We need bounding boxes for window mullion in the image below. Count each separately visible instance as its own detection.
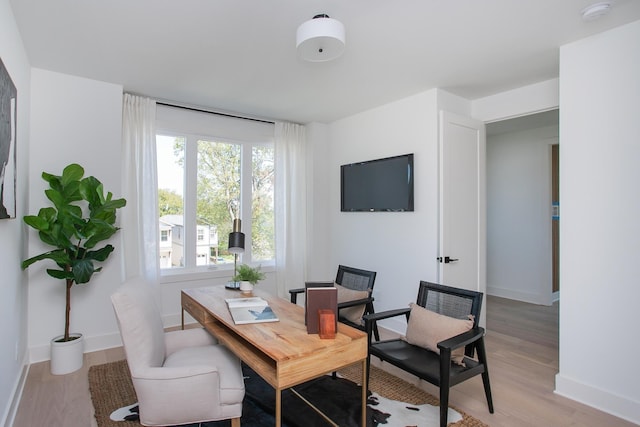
[241,144,253,263]
[183,135,198,268]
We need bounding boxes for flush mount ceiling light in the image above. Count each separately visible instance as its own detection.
[581,2,613,21]
[296,14,345,62]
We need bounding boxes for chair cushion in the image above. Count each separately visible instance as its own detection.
[335,283,369,324]
[403,303,473,366]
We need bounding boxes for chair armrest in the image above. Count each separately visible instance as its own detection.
[437,327,485,352]
[164,328,217,357]
[337,296,373,309]
[363,307,410,339]
[289,288,304,303]
[133,364,219,381]
[363,307,410,324]
[131,367,225,424]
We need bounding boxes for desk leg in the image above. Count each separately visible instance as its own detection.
[181,308,185,330]
[361,359,367,427]
[275,388,282,427]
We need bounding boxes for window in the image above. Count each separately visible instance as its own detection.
[155,106,275,274]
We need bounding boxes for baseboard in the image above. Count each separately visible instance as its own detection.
[1,354,30,427]
[487,285,552,305]
[555,373,640,425]
[29,331,123,363]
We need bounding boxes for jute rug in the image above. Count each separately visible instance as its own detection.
[89,359,488,427]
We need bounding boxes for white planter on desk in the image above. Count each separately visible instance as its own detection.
[239,281,254,295]
[50,333,84,375]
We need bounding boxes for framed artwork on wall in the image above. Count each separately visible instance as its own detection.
[0,56,17,219]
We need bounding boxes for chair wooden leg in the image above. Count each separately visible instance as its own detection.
[230,416,241,427]
[482,371,494,413]
[439,354,451,427]
[366,305,381,342]
[476,338,494,413]
[439,386,449,427]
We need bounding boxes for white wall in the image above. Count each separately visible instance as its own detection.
[0,0,31,424]
[27,69,125,361]
[473,78,559,123]
[24,71,281,355]
[325,89,471,333]
[487,125,558,304]
[473,80,559,305]
[555,20,640,424]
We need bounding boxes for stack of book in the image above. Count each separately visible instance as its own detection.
[305,286,337,337]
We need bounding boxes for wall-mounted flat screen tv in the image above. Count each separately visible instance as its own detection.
[341,153,414,212]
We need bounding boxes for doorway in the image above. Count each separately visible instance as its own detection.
[485,109,559,305]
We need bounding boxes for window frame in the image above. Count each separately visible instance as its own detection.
[156,130,274,281]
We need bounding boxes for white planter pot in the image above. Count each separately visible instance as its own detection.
[50,333,84,375]
[239,281,254,295]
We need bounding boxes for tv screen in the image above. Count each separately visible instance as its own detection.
[341,154,414,212]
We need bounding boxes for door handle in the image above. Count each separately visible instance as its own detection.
[437,256,459,263]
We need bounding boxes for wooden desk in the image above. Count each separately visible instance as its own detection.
[181,285,368,427]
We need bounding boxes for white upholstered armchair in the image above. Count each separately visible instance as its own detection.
[111,279,245,426]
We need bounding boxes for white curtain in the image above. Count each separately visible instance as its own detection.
[274,122,307,298]
[121,93,160,287]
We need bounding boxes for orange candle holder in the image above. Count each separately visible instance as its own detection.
[318,309,336,339]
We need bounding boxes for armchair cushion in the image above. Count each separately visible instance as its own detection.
[403,302,473,366]
[335,283,369,324]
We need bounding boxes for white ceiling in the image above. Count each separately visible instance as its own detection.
[10,0,640,124]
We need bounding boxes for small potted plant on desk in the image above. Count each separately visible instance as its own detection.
[232,264,265,295]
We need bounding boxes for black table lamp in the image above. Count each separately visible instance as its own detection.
[228,218,245,277]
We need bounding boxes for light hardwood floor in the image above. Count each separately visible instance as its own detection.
[12,296,637,427]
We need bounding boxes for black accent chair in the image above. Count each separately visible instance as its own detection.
[289,265,379,341]
[363,281,494,427]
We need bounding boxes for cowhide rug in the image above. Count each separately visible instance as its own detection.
[110,364,462,426]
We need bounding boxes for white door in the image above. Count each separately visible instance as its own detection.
[438,111,486,323]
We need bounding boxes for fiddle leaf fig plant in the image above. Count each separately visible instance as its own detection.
[21,163,126,342]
